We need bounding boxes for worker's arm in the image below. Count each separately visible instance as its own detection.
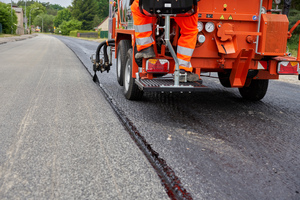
[283,0,292,16]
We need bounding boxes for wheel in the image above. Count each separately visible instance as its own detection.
[218,71,231,88]
[218,70,259,88]
[116,40,131,86]
[238,79,269,101]
[123,49,144,100]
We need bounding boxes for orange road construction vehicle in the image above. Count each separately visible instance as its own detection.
[91,0,300,101]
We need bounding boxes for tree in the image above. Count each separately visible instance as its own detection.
[41,2,64,16]
[33,14,55,32]
[290,0,300,10]
[0,2,18,34]
[53,8,71,27]
[96,0,109,22]
[92,14,101,28]
[48,4,64,16]
[59,19,82,35]
[71,0,98,30]
[29,2,46,20]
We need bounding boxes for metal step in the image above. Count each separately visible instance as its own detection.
[135,78,208,93]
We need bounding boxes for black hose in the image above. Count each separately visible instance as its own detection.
[95,39,115,63]
[104,41,115,64]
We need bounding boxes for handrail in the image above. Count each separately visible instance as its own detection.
[163,15,180,86]
[288,20,300,38]
[287,20,300,61]
[298,33,300,61]
[255,0,263,55]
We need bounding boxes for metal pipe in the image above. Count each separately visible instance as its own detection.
[164,15,180,86]
[255,0,263,55]
[11,0,13,34]
[297,34,300,61]
[29,7,39,33]
[25,0,27,34]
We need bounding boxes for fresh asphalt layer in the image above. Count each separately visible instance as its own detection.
[0,35,169,199]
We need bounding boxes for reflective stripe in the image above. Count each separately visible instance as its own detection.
[178,58,191,68]
[134,23,152,33]
[136,36,154,46]
[177,46,194,57]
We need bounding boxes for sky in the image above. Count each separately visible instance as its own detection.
[0,0,72,8]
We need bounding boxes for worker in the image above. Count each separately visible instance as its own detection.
[131,0,200,82]
[283,0,292,16]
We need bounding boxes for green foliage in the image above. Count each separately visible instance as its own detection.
[69,30,79,37]
[54,27,61,34]
[50,4,64,11]
[59,19,82,35]
[53,8,71,27]
[26,2,46,27]
[288,9,300,34]
[0,2,18,34]
[96,0,109,22]
[71,0,98,30]
[287,34,299,50]
[291,0,300,10]
[69,30,96,37]
[287,9,300,54]
[33,14,55,32]
[17,1,64,16]
[92,14,101,28]
[44,3,64,16]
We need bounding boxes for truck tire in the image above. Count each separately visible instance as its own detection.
[116,40,131,86]
[218,71,231,88]
[238,79,269,101]
[123,49,144,100]
[218,70,258,88]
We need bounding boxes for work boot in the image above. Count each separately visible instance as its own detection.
[179,69,199,82]
[135,46,155,59]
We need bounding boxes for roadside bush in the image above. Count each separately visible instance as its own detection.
[54,27,61,34]
[59,19,82,35]
[287,9,300,54]
[288,9,300,34]
[69,30,78,37]
[69,30,98,38]
[0,2,18,34]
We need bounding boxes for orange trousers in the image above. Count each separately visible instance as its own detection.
[131,0,198,72]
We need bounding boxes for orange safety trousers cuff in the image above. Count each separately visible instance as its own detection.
[131,1,155,52]
[174,14,198,72]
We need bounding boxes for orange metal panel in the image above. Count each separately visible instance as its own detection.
[269,60,278,75]
[298,34,300,61]
[254,71,279,80]
[198,0,260,15]
[197,0,261,21]
[258,14,289,56]
[229,49,254,87]
[112,17,116,39]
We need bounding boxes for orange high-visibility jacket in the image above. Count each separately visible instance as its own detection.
[131,0,198,72]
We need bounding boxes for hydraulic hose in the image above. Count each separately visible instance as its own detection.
[96,39,115,63]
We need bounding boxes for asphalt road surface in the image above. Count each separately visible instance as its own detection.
[0,35,168,200]
[54,34,300,200]
[1,34,299,200]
